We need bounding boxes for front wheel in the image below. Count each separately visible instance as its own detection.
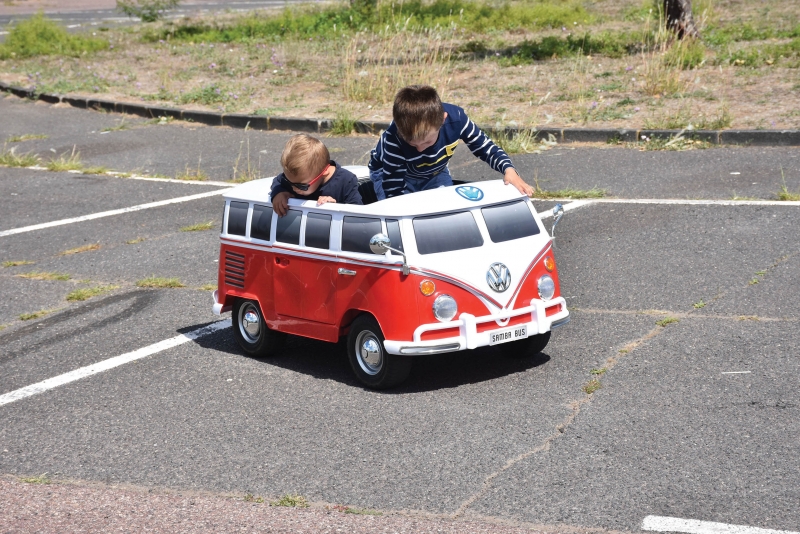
[499,331,551,358]
[232,298,286,357]
[347,314,412,389]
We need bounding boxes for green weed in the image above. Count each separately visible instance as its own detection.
[693,300,706,309]
[243,493,265,503]
[126,237,146,244]
[6,134,48,143]
[59,243,101,256]
[16,271,71,281]
[66,285,118,302]
[590,368,607,376]
[19,473,51,484]
[180,221,215,232]
[270,494,309,508]
[583,378,602,394]
[2,260,35,268]
[0,13,109,59]
[656,316,679,327]
[777,169,800,201]
[19,309,55,321]
[328,108,357,136]
[117,0,181,22]
[82,166,109,175]
[136,277,186,288]
[199,284,217,291]
[344,508,383,516]
[46,146,84,172]
[0,146,40,167]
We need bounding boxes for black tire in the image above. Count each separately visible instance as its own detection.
[499,331,551,358]
[347,314,412,389]
[232,298,286,357]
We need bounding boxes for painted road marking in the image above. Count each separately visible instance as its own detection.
[0,188,229,238]
[0,319,231,408]
[642,516,799,534]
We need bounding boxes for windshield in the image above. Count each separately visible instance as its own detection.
[413,211,484,255]
[481,200,540,243]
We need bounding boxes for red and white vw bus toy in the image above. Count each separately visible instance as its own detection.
[212,167,569,389]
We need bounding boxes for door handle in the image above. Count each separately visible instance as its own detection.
[338,268,356,276]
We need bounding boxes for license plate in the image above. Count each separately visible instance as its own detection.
[489,325,528,346]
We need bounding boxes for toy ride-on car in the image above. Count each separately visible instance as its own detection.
[212,167,569,389]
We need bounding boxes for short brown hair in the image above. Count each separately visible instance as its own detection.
[392,85,445,142]
[280,134,330,180]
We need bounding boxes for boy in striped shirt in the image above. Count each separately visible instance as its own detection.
[368,85,534,200]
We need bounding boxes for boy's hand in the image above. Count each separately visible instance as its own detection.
[272,192,291,217]
[316,196,337,206]
[503,168,534,196]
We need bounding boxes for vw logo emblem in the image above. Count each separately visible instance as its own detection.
[455,185,484,201]
[487,262,511,293]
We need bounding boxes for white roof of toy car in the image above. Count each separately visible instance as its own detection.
[222,166,528,217]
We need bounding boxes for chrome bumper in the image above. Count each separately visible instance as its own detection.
[383,297,569,356]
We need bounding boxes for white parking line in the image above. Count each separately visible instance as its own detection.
[0,319,231,408]
[0,188,229,238]
[642,515,799,534]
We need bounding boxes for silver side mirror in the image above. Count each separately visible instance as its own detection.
[370,233,410,275]
[551,203,564,240]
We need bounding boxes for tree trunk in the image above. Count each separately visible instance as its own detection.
[663,0,700,39]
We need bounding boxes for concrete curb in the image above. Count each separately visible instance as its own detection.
[3,81,799,146]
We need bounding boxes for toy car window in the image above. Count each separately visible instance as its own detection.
[251,204,272,241]
[481,200,540,243]
[386,219,404,253]
[275,209,302,245]
[413,211,483,255]
[227,201,249,236]
[342,216,382,254]
[305,212,332,250]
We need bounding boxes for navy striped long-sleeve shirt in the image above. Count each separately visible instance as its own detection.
[368,103,514,198]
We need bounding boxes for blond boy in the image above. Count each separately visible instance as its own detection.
[270,134,362,216]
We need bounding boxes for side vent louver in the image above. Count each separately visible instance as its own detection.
[224,250,246,289]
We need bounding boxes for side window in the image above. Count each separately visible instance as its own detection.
[386,219,404,253]
[342,216,382,254]
[227,201,248,236]
[275,209,302,245]
[251,204,272,241]
[305,212,332,250]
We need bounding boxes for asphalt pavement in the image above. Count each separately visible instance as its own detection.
[0,93,798,533]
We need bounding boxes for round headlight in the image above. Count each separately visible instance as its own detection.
[433,294,458,322]
[538,275,555,300]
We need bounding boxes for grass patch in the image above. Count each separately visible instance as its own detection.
[126,237,146,244]
[530,186,606,199]
[777,170,800,201]
[59,243,101,256]
[16,271,71,281]
[0,13,109,59]
[0,146,40,167]
[589,368,607,376]
[46,147,84,172]
[583,378,602,394]
[243,493,265,503]
[66,285,119,301]
[136,277,185,288]
[175,163,209,181]
[19,473,51,484]
[180,221,215,232]
[19,309,55,321]
[344,507,383,516]
[270,494,309,508]
[199,284,217,291]
[154,0,589,43]
[498,31,639,66]
[693,300,706,309]
[493,130,558,155]
[6,134,48,143]
[328,108,357,136]
[3,260,35,268]
[82,166,109,175]
[656,316,679,327]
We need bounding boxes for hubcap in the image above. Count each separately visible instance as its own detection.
[239,303,261,343]
[355,330,383,375]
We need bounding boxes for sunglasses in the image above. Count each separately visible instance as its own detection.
[281,164,330,192]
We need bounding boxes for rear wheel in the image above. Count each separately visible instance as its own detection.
[347,314,412,389]
[232,298,286,357]
[499,331,551,358]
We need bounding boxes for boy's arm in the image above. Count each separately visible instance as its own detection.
[372,131,408,198]
[459,117,533,195]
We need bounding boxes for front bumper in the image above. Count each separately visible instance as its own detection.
[212,290,232,315]
[383,297,569,355]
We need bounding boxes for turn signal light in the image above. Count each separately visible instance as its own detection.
[543,256,555,272]
[420,279,436,296]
